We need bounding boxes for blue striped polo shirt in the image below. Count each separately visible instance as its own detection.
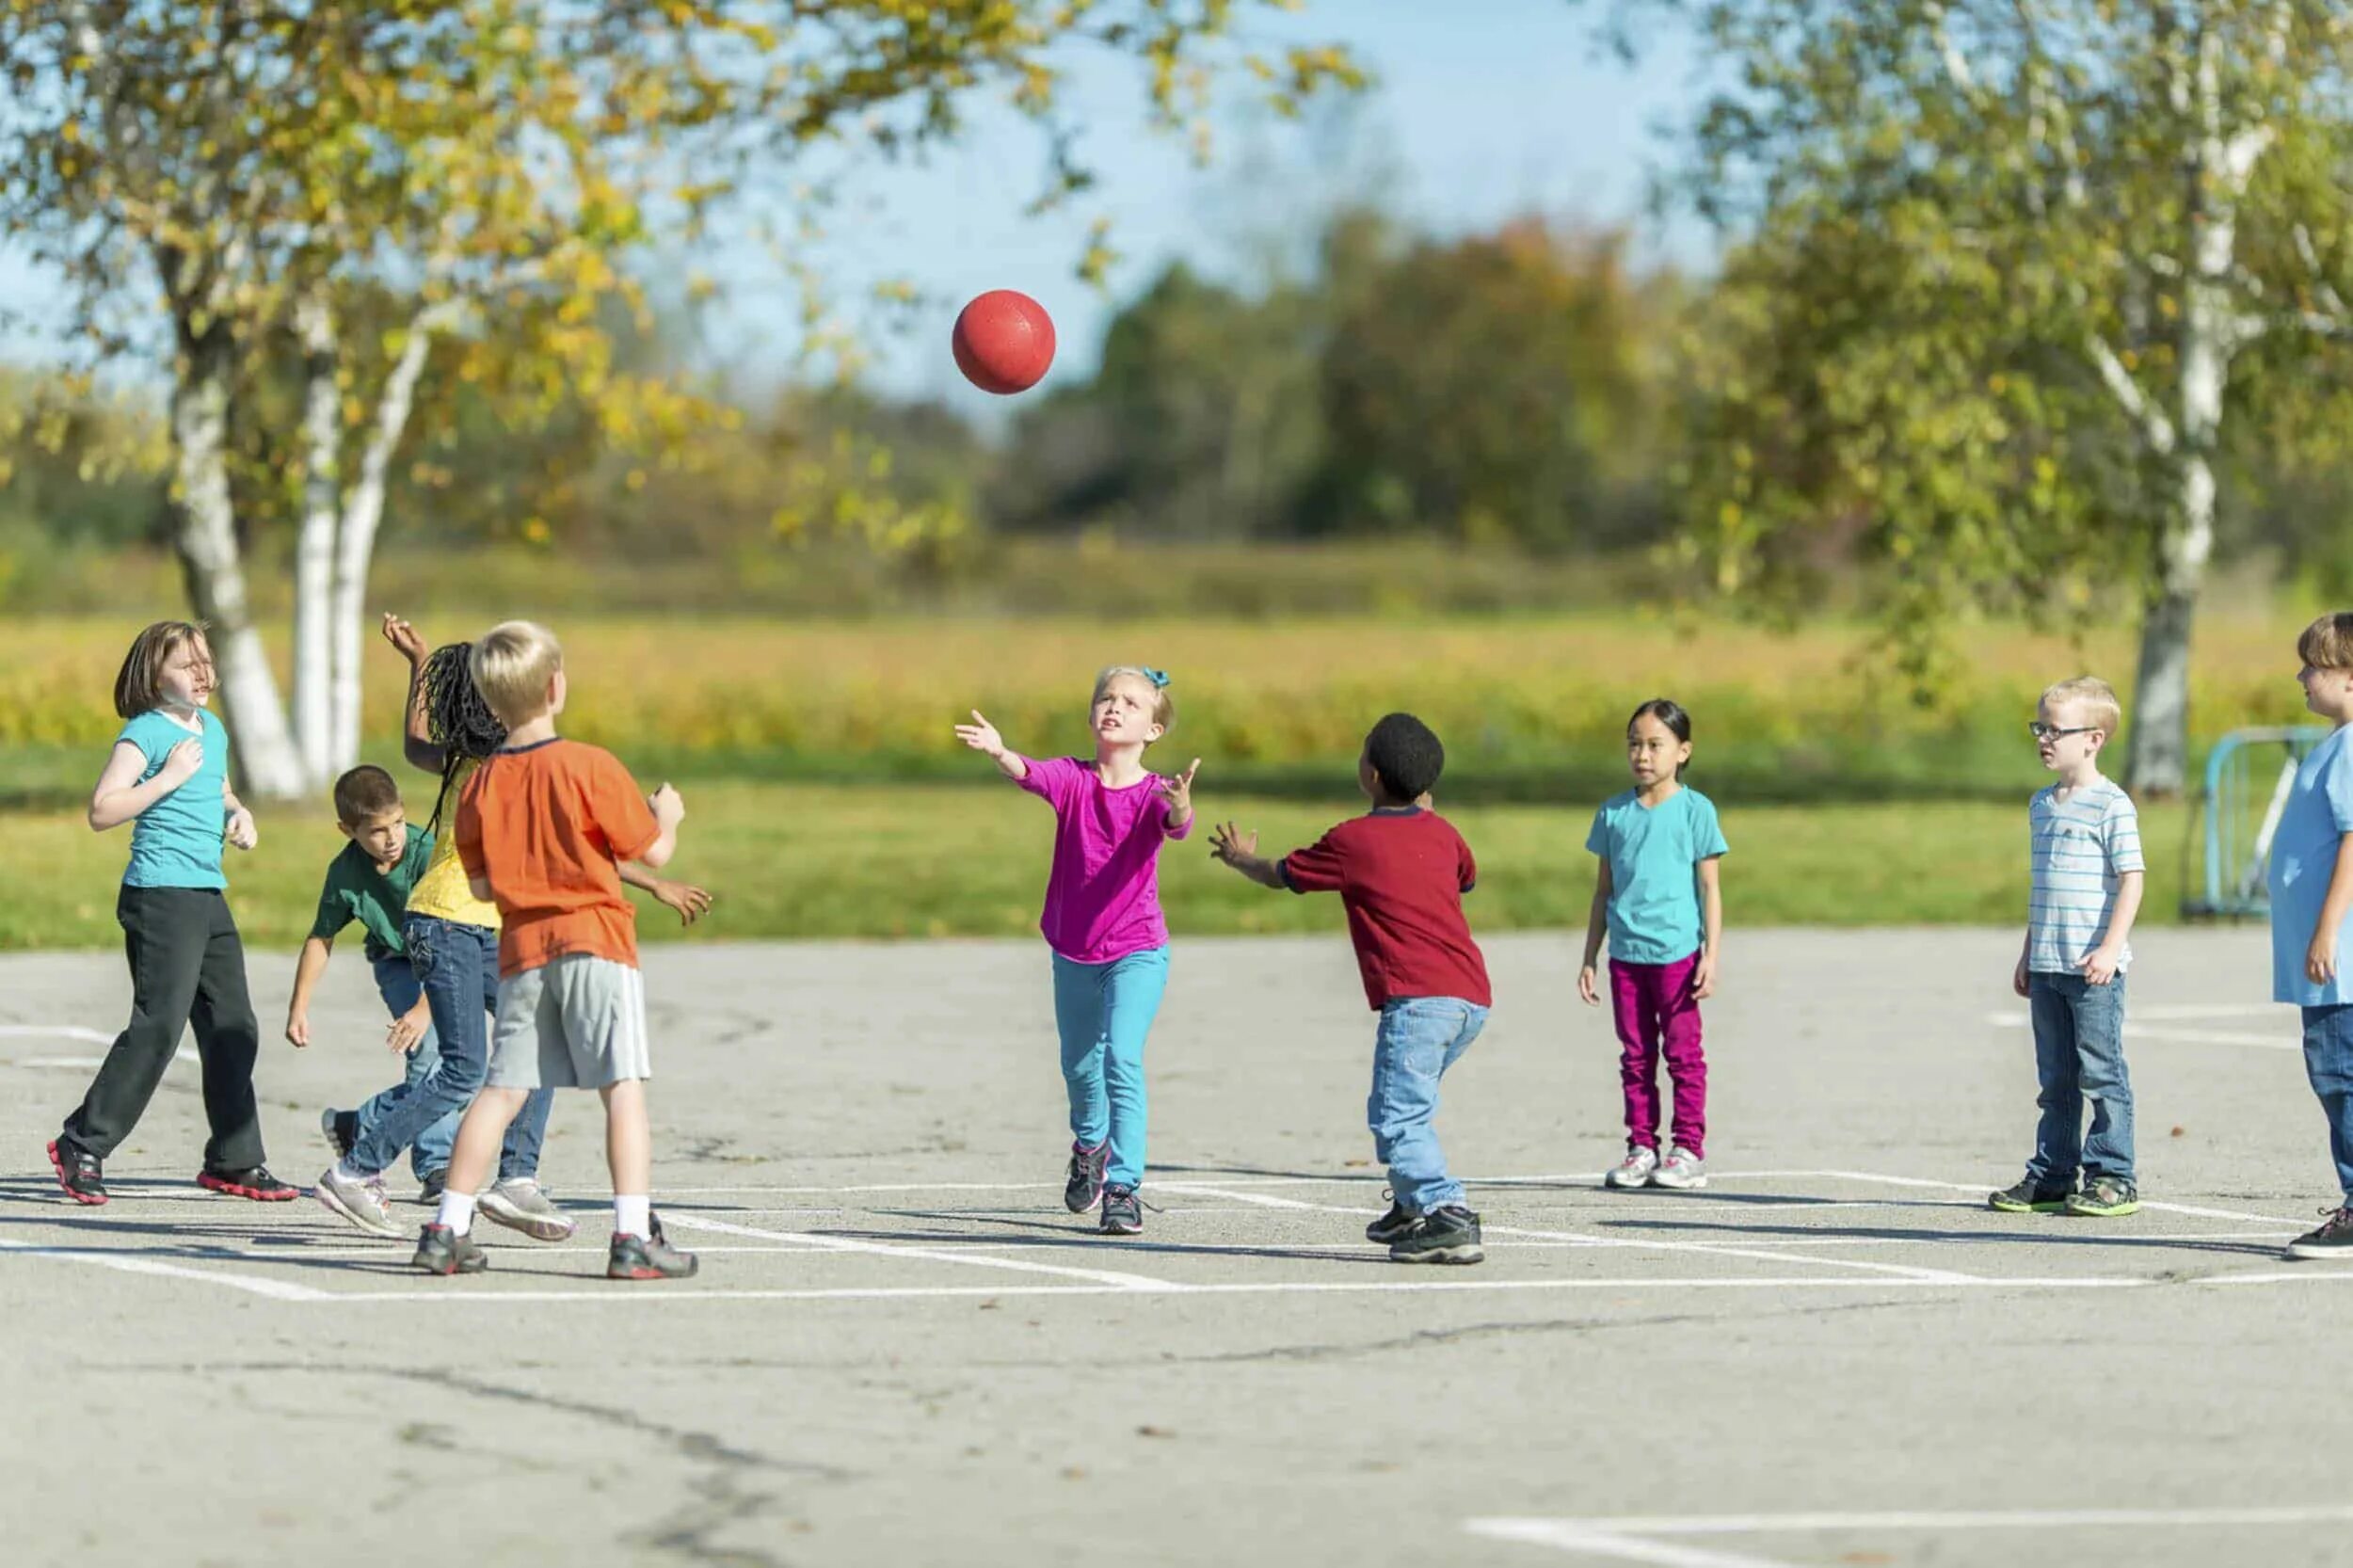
[2026,776,2144,973]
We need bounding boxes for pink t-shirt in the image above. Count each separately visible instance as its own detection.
[1016,755,1189,964]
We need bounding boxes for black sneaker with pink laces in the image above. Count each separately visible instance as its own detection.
[2286,1207,2353,1260]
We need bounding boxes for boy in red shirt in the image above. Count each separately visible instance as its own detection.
[1210,712,1492,1264]
[410,619,699,1281]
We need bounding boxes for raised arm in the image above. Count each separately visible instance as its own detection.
[953,711,1030,783]
[383,614,445,775]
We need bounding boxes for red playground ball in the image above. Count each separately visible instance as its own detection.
[952,290,1056,394]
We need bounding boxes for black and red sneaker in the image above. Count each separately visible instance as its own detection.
[47,1139,106,1206]
[197,1165,297,1201]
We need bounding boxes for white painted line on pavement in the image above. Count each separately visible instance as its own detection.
[662,1211,1179,1290]
[1471,1519,1801,1568]
[1470,1501,2353,1559]
[0,1236,333,1302]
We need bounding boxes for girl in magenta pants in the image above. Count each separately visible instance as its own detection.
[1577,699,1728,1191]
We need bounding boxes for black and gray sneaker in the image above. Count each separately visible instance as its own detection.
[47,1138,106,1206]
[1989,1176,2073,1214]
[609,1213,699,1280]
[319,1107,359,1161]
[411,1223,488,1275]
[417,1169,448,1207]
[1389,1205,1483,1265]
[1366,1193,1417,1244]
[1099,1183,1144,1236]
[2286,1207,2353,1261]
[1064,1141,1109,1213]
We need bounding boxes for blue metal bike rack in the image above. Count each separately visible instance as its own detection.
[2184,726,2332,920]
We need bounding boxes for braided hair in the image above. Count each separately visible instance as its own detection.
[421,641,507,837]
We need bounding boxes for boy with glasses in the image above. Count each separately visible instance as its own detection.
[1990,677,2147,1219]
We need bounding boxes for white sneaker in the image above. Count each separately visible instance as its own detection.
[315,1165,405,1238]
[1650,1146,1707,1191]
[478,1177,579,1241]
[1604,1145,1660,1189]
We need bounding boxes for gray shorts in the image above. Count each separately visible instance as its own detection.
[487,954,652,1090]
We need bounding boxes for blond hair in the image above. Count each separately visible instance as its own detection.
[1093,665,1175,733]
[2298,613,2353,671]
[468,620,564,728]
[2041,675,2122,736]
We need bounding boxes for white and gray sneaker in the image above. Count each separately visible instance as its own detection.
[1604,1145,1660,1189]
[478,1177,578,1241]
[1650,1146,1707,1191]
[315,1164,405,1238]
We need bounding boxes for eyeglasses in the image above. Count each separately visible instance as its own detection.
[2027,722,2097,742]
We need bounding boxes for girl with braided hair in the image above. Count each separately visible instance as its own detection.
[311,616,709,1240]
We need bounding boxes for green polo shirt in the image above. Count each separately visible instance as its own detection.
[311,825,433,963]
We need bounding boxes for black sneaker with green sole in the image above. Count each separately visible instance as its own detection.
[2064,1176,2139,1217]
[1989,1176,2073,1213]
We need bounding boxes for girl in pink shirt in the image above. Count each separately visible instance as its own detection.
[956,666,1197,1237]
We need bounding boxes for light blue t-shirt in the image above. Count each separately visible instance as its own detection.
[117,707,230,890]
[2025,777,2144,974]
[1585,786,1729,967]
[2271,725,2353,1007]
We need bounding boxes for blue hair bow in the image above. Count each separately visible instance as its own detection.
[1140,666,1170,689]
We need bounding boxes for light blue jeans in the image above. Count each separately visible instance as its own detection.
[364,954,456,1180]
[2302,1003,2353,1203]
[2025,970,2135,1186]
[1051,946,1170,1191]
[1370,997,1488,1213]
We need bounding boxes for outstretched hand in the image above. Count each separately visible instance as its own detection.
[953,711,1006,759]
[380,613,426,665]
[1159,758,1199,820]
[652,879,714,926]
[1209,821,1257,867]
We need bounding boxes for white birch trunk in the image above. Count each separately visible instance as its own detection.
[293,295,340,785]
[168,318,309,801]
[326,312,440,770]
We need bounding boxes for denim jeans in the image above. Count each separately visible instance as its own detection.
[1369,997,1488,1213]
[348,916,552,1181]
[2025,970,2135,1185]
[1051,946,1170,1190]
[364,954,456,1180]
[2302,1003,2353,1203]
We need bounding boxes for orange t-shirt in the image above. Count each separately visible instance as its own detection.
[456,739,661,979]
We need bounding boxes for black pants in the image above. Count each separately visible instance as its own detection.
[62,887,264,1171]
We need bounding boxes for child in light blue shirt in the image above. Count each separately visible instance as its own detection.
[2272,614,2353,1261]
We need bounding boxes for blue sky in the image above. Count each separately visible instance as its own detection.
[0,2,1710,408]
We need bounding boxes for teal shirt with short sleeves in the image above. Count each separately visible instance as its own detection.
[117,707,231,889]
[2271,725,2353,1006]
[1586,786,1729,967]
[311,824,434,963]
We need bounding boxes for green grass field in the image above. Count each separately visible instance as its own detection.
[0,778,2201,952]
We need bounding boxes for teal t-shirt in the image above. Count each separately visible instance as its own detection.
[1585,786,1729,966]
[2270,726,2353,1006]
[312,824,433,963]
[118,708,231,890]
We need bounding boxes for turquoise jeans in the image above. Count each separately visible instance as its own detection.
[1051,946,1170,1190]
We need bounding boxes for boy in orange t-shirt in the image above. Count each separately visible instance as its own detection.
[410,619,699,1281]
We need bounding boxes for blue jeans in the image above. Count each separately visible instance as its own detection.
[2025,971,2135,1185]
[1369,997,1488,1213]
[2302,1003,2353,1203]
[348,916,552,1181]
[364,955,456,1180]
[1051,946,1169,1191]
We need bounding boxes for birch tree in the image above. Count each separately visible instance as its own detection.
[1637,0,2353,792]
[0,1,1361,796]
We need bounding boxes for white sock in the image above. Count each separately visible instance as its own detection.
[436,1191,478,1236]
[614,1194,650,1238]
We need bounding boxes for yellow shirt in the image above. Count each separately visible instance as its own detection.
[404,760,501,929]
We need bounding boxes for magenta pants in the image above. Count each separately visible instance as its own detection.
[1609,954,1706,1159]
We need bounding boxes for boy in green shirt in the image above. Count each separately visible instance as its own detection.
[285,765,471,1224]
